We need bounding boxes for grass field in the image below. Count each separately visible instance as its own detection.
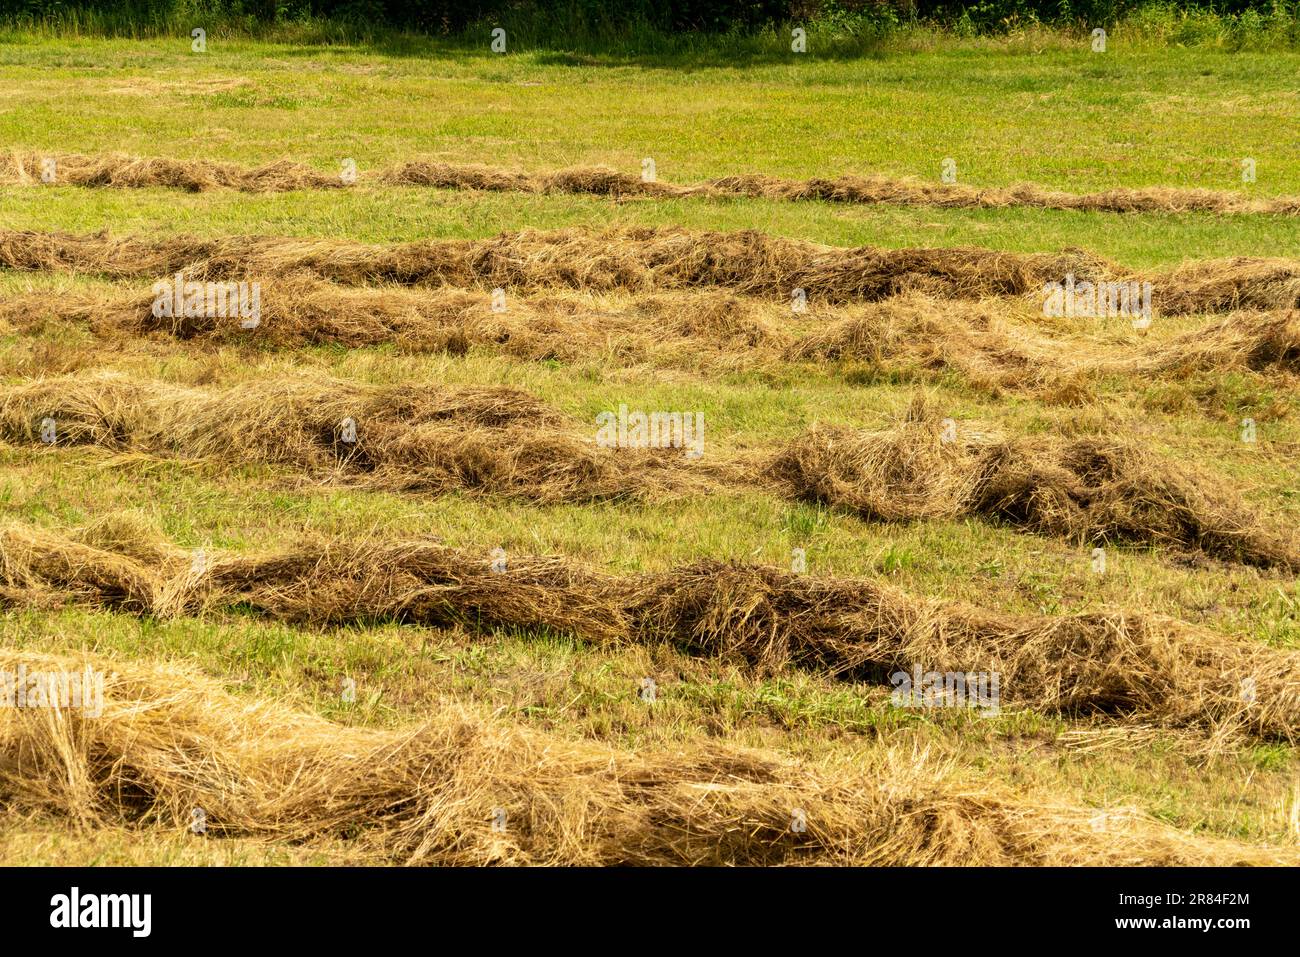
[0,29,1298,865]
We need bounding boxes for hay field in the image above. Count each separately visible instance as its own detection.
[0,33,1298,866]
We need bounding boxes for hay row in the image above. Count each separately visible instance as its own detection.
[4,280,1298,395]
[789,297,1300,386]
[0,278,791,371]
[0,371,715,504]
[3,226,1298,314]
[6,151,1297,216]
[5,647,1289,865]
[1,517,1297,741]
[771,396,1300,572]
[0,374,1292,569]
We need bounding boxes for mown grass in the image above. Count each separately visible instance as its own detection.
[1,36,1298,196]
[1,32,1297,863]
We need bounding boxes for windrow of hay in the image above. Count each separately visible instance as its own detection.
[0,374,1290,567]
[0,226,1110,304]
[2,226,1295,314]
[2,151,343,192]
[0,371,710,503]
[7,151,1298,216]
[708,171,1300,216]
[1098,310,1300,378]
[0,277,793,369]
[769,397,1300,571]
[1,519,1298,741]
[784,295,1090,396]
[3,283,1297,398]
[382,160,705,200]
[4,648,1289,865]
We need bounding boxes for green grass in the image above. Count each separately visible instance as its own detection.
[1,32,1298,863]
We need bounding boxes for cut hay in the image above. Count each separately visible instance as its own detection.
[2,519,1298,741]
[783,295,1080,396]
[7,151,1297,216]
[709,171,1300,216]
[1155,259,1300,315]
[0,276,792,368]
[2,151,343,192]
[0,373,1289,567]
[624,561,1300,741]
[2,226,1294,314]
[1100,311,1300,377]
[0,226,1116,303]
[382,161,703,200]
[3,648,1285,865]
[3,283,1296,400]
[0,371,703,503]
[769,397,1300,571]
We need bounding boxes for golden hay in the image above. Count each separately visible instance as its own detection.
[1110,310,1300,377]
[2,282,1296,401]
[382,161,703,200]
[1,226,1294,314]
[0,226,1116,301]
[709,171,1300,216]
[1,519,1298,740]
[6,151,1297,215]
[783,295,1078,396]
[0,275,793,367]
[769,396,1300,571]
[0,373,1288,566]
[3,648,1287,865]
[0,371,708,503]
[3,151,343,192]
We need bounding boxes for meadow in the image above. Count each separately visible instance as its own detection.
[0,27,1297,865]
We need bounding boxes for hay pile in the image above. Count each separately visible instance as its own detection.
[0,371,703,503]
[2,151,343,192]
[5,647,1285,865]
[2,518,1298,740]
[4,283,1297,399]
[1097,310,1300,378]
[0,277,791,367]
[1156,259,1300,315]
[3,226,1294,314]
[710,171,1300,216]
[0,374,1288,566]
[0,227,1114,302]
[383,161,703,200]
[8,151,1297,216]
[783,295,1081,396]
[770,397,1300,571]
[624,561,1300,741]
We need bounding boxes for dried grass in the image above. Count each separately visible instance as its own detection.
[3,284,1296,401]
[7,152,1296,216]
[711,171,1300,216]
[0,227,1117,303]
[0,276,791,368]
[770,396,1300,571]
[0,374,1287,567]
[3,151,342,192]
[3,648,1285,865]
[0,371,701,503]
[1,519,1297,740]
[2,226,1293,315]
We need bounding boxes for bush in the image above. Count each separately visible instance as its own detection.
[1,0,1298,40]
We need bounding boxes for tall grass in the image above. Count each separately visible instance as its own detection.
[1,2,1298,52]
